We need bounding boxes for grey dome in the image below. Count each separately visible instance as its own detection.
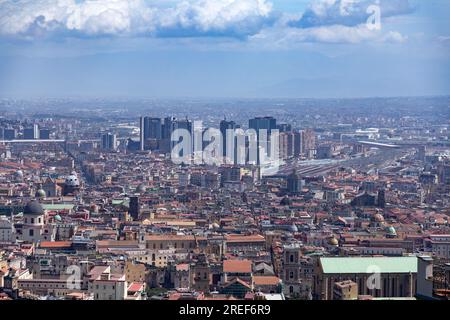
[23,200,44,215]
[65,174,80,187]
[35,189,46,198]
[386,226,397,236]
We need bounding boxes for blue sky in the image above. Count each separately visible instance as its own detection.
[0,0,449,98]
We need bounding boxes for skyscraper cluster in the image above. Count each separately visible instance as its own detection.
[138,115,316,164]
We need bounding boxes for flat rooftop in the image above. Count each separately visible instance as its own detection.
[320,256,418,274]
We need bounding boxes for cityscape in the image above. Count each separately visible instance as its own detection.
[0,0,449,308]
[0,96,449,301]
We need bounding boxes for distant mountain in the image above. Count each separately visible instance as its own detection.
[250,75,449,99]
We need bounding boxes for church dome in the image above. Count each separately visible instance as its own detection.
[328,236,339,246]
[23,200,44,215]
[35,189,46,198]
[386,226,397,236]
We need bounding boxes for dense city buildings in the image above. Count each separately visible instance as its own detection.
[0,97,449,302]
[0,0,448,313]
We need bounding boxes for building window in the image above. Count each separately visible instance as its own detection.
[31,218,35,224]
[29,229,34,237]
[290,255,294,263]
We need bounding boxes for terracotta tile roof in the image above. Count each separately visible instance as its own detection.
[223,277,252,289]
[88,266,110,277]
[174,263,189,271]
[128,282,144,293]
[223,259,252,273]
[253,276,281,286]
[225,234,265,243]
[39,241,72,248]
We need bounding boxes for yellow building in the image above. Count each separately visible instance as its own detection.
[333,280,358,300]
[125,261,146,283]
[145,234,206,251]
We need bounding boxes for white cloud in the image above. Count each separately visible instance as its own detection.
[250,24,407,48]
[0,0,411,45]
[155,0,275,37]
[276,0,411,45]
[381,30,407,43]
[0,0,274,38]
[290,0,414,28]
[437,35,450,43]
